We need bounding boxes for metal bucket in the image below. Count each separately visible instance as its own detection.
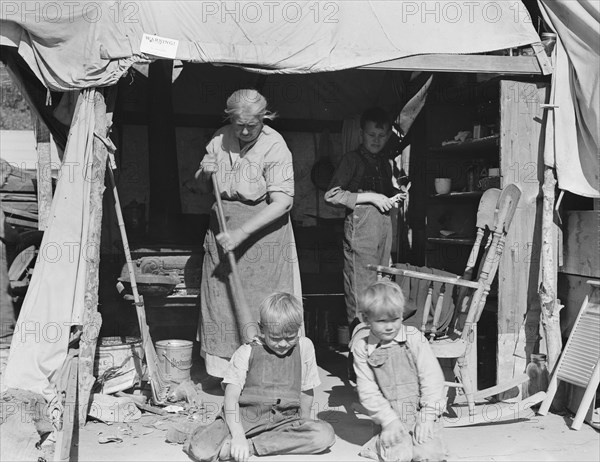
[155,339,193,383]
[94,336,144,394]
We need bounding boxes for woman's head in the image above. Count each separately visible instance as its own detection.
[360,281,405,343]
[259,292,303,356]
[225,89,276,145]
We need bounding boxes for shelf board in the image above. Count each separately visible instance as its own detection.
[430,191,483,199]
[428,237,476,246]
[429,135,499,154]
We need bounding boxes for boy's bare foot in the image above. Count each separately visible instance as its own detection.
[218,437,256,460]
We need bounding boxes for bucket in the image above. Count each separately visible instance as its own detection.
[337,325,350,347]
[94,336,144,395]
[155,339,193,383]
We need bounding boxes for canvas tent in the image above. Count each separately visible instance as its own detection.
[0,1,597,410]
[537,0,599,197]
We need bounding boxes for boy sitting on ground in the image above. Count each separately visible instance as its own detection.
[185,292,335,462]
[352,281,447,462]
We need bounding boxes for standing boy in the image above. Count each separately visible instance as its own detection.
[352,281,447,462]
[185,292,335,462]
[325,107,405,329]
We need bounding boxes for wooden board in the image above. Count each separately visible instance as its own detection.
[497,80,550,388]
[363,54,544,74]
[35,118,52,230]
[561,211,600,278]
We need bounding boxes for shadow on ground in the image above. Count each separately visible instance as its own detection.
[314,346,374,447]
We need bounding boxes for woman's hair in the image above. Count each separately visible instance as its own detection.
[259,292,303,333]
[224,89,277,122]
[360,280,405,320]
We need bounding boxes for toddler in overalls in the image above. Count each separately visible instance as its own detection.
[352,281,447,462]
[185,292,335,462]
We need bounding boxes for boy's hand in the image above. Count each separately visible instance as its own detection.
[368,193,395,213]
[230,434,250,462]
[380,419,406,448]
[389,192,408,204]
[414,415,436,444]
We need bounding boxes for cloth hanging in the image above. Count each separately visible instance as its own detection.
[3,90,98,400]
[538,0,600,197]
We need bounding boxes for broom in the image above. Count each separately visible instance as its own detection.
[211,173,258,343]
[107,161,169,405]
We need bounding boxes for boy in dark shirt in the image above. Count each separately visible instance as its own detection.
[325,107,406,330]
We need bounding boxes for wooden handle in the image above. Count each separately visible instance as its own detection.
[211,174,258,343]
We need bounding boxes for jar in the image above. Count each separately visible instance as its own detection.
[526,353,550,397]
[541,32,557,57]
[466,165,477,192]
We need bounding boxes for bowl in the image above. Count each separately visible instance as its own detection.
[434,178,452,195]
[118,273,180,298]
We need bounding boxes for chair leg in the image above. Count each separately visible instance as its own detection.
[456,357,475,416]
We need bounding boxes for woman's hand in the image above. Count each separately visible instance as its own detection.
[366,192,395,213]
[194,157,218,181]
[230,434,250,462]
[216,228,250,252]
[380,419,405,448]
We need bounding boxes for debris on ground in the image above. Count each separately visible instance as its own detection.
[168,379,203,409]
[0,389,51,461]
[97,433,123,444]
[88,393,141,423]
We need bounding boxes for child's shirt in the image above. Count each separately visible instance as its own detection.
[223,336,321,392]
[325,147,396,210]
[352,325,446,427]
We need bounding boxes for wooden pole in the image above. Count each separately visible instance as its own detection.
[34,118,52,230]
[147,60,181,239]
[538,167,563,371]
[77,88,114,426]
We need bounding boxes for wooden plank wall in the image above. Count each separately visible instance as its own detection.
[561,211,600,279]
[558,210,600,340]
[498,79,550,385]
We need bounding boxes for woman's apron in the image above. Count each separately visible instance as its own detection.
[199,200,301,362]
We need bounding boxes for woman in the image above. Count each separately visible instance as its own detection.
[195,89,301,378]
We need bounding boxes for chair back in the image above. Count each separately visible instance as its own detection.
[372,184,522,342]
[453,184,522,340]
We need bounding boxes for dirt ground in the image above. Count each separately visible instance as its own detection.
[75,347,600,462]
[2,346,599,462]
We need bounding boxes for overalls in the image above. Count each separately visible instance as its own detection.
[185,343,334,461]
[361,342,446,462]
[343,149,394,324]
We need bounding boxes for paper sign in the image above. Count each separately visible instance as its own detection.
[140,33,179,59]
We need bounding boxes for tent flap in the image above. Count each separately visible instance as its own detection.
[539,0,600,197]
[1,1,541,90]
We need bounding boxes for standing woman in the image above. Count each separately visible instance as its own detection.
[195,89,301,378]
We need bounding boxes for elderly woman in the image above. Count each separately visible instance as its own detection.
[195,89,301,378]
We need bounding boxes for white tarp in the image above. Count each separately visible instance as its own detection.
[538,0,600,197]
[1,1,541,90]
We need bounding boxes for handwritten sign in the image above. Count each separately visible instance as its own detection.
[140,33,179,59]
